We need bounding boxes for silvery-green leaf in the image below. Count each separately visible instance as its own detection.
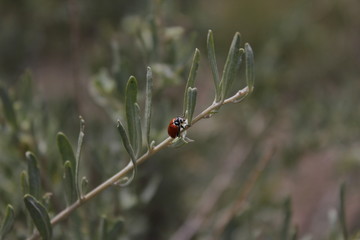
[24,194,52,240]
[183,48,200,116]
[125,76,142,157]
[144,67,153,150]
[219,32,242,101]
[20,170,29,195]
[0,204,15,239]
[26,151,41,200]
[134,103,142,157]
[245,43,255,93]
[185,87,197,125]
[57,132,76,174]
[75,116,85,198]
[207,30,221,102]
[64,161,77,204]
[116,120,136,186]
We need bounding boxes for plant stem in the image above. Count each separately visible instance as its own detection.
[27,86,250,240]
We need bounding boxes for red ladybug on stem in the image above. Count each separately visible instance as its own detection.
[167,117,189,138]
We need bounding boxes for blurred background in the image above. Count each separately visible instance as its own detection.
[1,0,360,239]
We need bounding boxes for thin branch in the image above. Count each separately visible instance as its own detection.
[27,86,251,240]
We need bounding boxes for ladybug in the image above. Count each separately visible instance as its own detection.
[167,117,188,138]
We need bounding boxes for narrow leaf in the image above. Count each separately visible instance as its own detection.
[75,116,85,198]
[219,32,242,101]
[339,183,348,240]
[144,67,153,150]
[134,103,142,157]
[125,76,142,157]
[207,30,221,102]
[245,43,255,93]
[26,151,41,200]
[183,48,200,116]
[185,87,197,125]
[0,204,15,239]
[64,161,77,204]
[0,85,18,130]
[116,120,136,186]
[20,170,29,195]
[57,132,76,173]
[24,194,52,240]
[81,176,89,196]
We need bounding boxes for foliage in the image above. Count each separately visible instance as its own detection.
[1,0,360,239]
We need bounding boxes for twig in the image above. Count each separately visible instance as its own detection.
[27,86,251,240]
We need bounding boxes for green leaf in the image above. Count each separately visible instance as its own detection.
[81,176,89,196]
[207,30,221,102]
[245,43,255,93]
[185,87,197,125]
[125,76,142,158]
[339,183,348,240]
[144,67,153,150]
[219,32,243,101]
[20,170,29,195]
[64,161,77,205]
[183,48,200,116]
[0,204,15,240]
[75,116,85,198]
[116,120,136,186]
[26,151,41,200]
[57,132,76,174]
[0,85,18,130]
[24,194,52,240]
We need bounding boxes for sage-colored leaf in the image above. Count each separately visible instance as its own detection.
[207,30,221,102]
[339,183,348,240]
[144,67,153,150]
[125,76,142,157]
[183,48,200,116]
[81,176,89,196]
[245,43,255,93]
[116,120,136,186]
[134,103,142,158]
[26,151,41,200]
[0,204,15,239]
[64,161,77,204]
[57,132,76,174]
[169,136,193,148]
[185,87,197,125]
[75,116,85,198]
[20,170,29,195]
[0,85,18,130]
[219,32,242,101]
[24,194,52,240]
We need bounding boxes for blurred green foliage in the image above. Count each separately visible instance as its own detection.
[1,0,360,239]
